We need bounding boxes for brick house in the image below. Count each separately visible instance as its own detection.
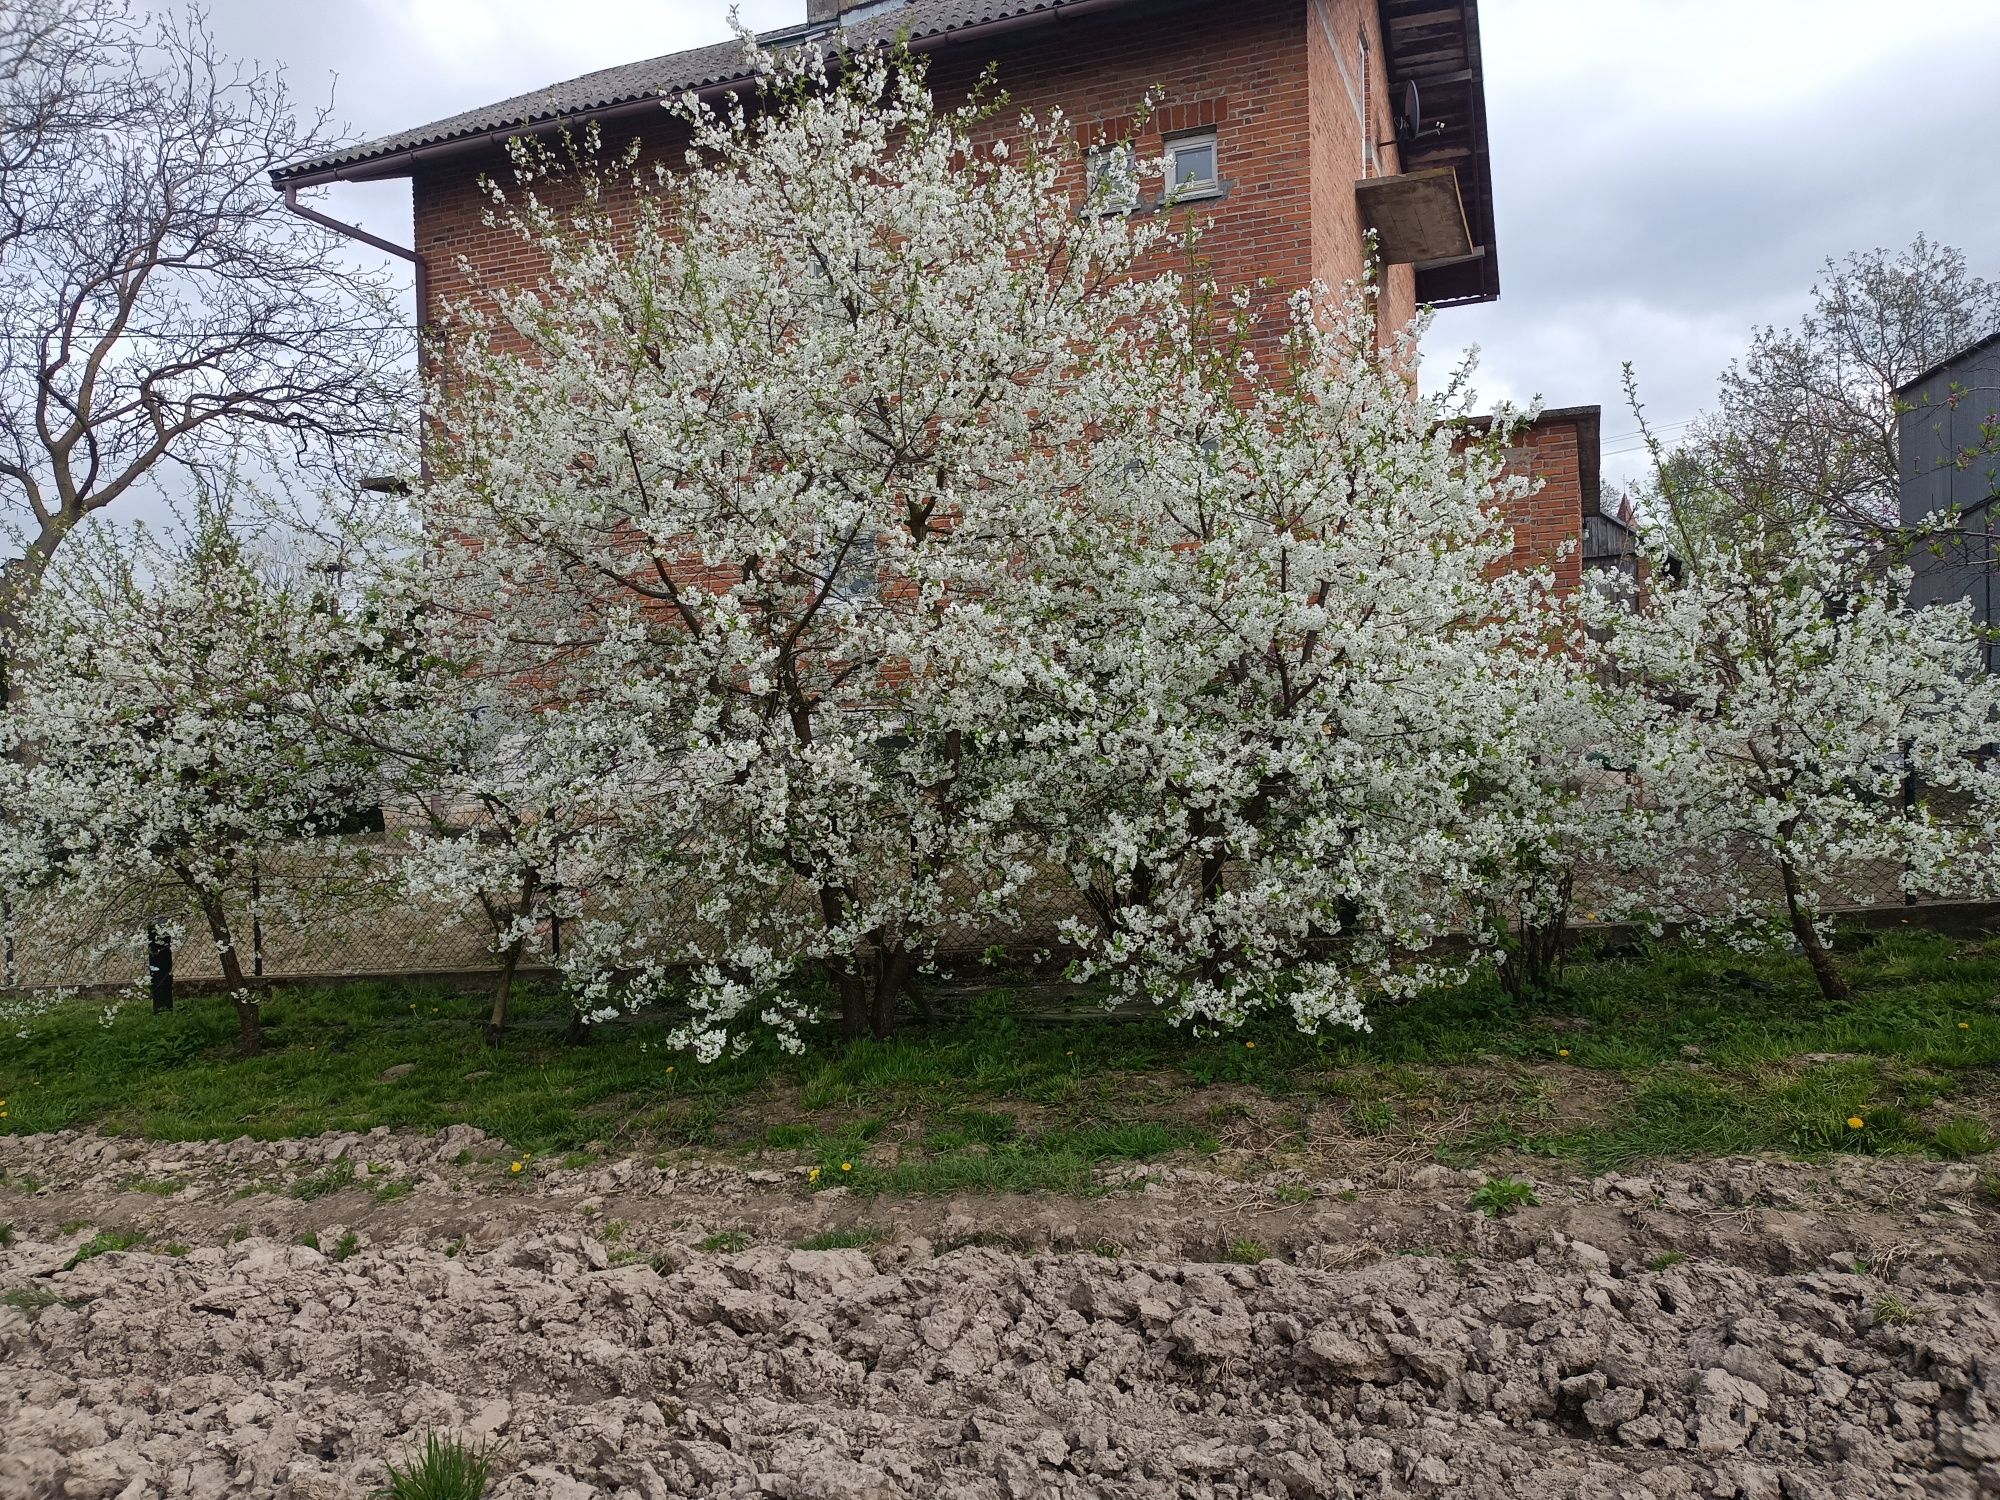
[274,0,1598,586]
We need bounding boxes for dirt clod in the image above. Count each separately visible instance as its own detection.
[1,1129,1996,1498]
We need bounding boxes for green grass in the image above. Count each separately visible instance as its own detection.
[1224,1239,1270,1263]
[1873,1293,1926,1327]
[3,931,1998,1182]
[375,1433,492,1500]
[700,1230,751,1253]
[3,1287,61,1312]
[1934,1117,1996,1159]
[116,1176,185,1196]
[65,1228,146,1267]
[288,1160,357,1201]
[794,1227,887,1251]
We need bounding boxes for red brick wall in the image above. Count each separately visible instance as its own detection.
[411,0,1412,359]
[407,5,1574,575]
[1496,415,1587,594]
[1305,0,1414,339]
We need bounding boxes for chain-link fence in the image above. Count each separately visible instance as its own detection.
[0,837,1982,998]
[0,846,1104,996]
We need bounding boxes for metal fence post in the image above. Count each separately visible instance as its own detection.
[250,862,264,979]
[147,925,174,1013]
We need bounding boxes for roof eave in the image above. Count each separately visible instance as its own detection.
[1377,0,1499,307]
[1894,326,2000,397]
[271,0,1145,190]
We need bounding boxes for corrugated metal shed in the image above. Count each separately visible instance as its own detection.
[1898,331,2000,671]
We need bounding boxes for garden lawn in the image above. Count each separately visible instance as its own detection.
[3,928,1997,1192]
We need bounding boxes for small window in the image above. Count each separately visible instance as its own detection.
[828,526,880,605]
[1086,142,1139,215]
[1163,131,1220,201]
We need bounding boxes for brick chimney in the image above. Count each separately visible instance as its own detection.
[806,0,890,22]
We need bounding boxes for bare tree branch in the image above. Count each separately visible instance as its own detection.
[1666,235,2000,556]
[0,0,413,605]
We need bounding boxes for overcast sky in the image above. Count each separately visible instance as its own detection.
[214,0,2000,489]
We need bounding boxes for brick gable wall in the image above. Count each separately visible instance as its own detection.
[408,0,1583,582]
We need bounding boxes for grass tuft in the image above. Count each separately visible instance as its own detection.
[64,1228,145,1268]
[1933,1117,1996,1160]
[289,1160,357,1201]
[374,1432,493,1500]
[117,1176,186,1196]
[1873,1293,1926,1327]
[699,1230,751,1254]
[794,1227,886,1251]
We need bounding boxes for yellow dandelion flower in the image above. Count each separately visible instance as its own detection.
[808,1167,821,1182]
[1847,1116,1865,1130]
[1245,1041,1256,1050]
[1959,1022,1971,1031]
[1557,1048,1570,1058]
[510,1161,524,1173]
[666,1065,675,1074]
[840,1161,853,1173]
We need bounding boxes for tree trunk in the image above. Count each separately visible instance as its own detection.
[1778,856,1849,1004]
[818,883,871,1042]
[484,869,539,1044]
[200,898,263,1055]
[833,968,868,1043]
[870,946,915,1041]
[1505,871,1573,1001]
[486,940,524,1046]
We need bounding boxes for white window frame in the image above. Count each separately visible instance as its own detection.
[1085,142,1139,215]
[1162,130,1221,203]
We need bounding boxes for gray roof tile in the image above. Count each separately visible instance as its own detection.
[275,0,1076,183]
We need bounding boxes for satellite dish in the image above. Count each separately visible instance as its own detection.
[1391,80,1447,144]
[1396,80,1422,141]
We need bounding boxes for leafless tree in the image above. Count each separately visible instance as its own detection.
[1668,236,2000,555]
[0,0,411,606]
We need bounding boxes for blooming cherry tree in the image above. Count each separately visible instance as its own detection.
[1590,519,2000,1001]
[1021,285,1566,1033]
[0,505,385,1050]
[421,39,1190,1052]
